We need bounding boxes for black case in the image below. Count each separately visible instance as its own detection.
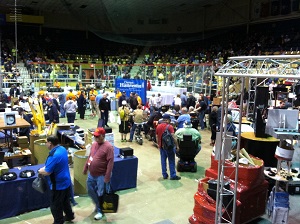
[119,147,134,157]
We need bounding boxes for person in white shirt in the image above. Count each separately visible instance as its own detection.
[156,93,163,112]
[174,94,182,109]
[149,94,156,115]
[269,80,277,99]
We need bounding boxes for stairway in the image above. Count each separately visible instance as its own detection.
[130,46,151,78]
[16,63,32,90]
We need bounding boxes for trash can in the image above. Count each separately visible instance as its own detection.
[30,133,46,165]
[34,139,48,164]
[73,150,88,195]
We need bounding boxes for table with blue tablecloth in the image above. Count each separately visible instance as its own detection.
[111,146,138,191]
[0,164,50,220]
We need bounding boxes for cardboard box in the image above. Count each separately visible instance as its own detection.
[17,136,29,144]
[213,97,222,105]
[0,162,9,175]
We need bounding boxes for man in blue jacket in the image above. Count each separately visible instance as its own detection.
[38,135,74,224]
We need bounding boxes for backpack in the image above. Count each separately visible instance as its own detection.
[161,125,175,150]
[119,108,126,120]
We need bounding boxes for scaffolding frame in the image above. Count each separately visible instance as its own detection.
[214,55,300,224]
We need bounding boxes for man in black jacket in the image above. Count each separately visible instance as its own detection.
[46,99,59,124]
[99,93,111,127]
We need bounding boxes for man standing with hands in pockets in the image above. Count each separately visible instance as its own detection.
[83,127,114,220]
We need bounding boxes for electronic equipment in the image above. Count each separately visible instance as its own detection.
[119,147,134,158]
[255,107,266,138]
[4,112,16,126]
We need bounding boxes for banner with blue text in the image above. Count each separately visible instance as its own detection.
[115,79,147,104]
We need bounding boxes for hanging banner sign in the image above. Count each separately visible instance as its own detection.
[115,79,147,104]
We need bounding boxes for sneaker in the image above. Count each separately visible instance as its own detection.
[163,175,169,179]
[170,176,181,180]
[94,212,103,220]
[128,139,132,142]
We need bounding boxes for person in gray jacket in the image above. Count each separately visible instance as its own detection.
[64,96,78,123]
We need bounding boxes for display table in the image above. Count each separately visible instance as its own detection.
[147,91,174,105]
[0,118,30,148]
[4,150,32,168]
[73,146,138,194]
[241,132,279,167]
[233,117,252,125]
[0,164,50,220]
[151,86,187,95]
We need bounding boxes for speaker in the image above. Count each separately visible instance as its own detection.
[255,86,269,108]
[255,108,266,138]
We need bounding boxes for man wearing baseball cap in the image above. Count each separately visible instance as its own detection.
[83,127,114,220]
[155,113,181,180]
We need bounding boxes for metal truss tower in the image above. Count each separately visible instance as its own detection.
[214,55,300,224]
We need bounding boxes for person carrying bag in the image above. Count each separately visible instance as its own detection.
[99,183,119,213]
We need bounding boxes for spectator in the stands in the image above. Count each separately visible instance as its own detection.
[54,79,61,89]
[9,84,20,98]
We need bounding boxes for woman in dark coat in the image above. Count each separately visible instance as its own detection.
[77,91,86,120]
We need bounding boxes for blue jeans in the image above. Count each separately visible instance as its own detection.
[129,123,142,141]
[87,174,105,213]
[160,147,177,178]
[198,110,205,129]
[60,104,66,117]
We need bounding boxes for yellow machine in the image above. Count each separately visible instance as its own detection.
[29,98,46,135]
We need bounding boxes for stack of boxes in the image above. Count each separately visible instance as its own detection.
[17,136,29,149]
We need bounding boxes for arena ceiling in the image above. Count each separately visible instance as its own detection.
[0,0,223,17]
[0,0,228,45]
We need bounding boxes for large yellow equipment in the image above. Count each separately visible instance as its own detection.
[29,98,46,135]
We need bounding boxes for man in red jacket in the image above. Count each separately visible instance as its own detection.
[83,128,114,220]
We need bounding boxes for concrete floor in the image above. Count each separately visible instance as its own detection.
[1,112,299,224]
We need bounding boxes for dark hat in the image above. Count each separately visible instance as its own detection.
[47,99,53,103]
[93,127,106,137]
[122,91,126,93]
[162,114,171,120]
